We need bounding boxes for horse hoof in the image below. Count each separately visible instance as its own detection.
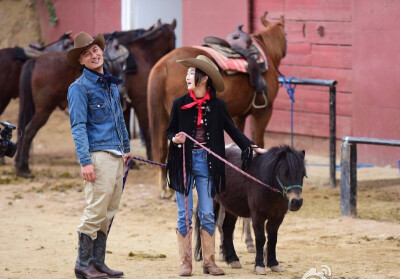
[229,261,242,269]
[255,266,266,275]
[246,244,256,253]
[16,170,35,178]
[270,265,284,272]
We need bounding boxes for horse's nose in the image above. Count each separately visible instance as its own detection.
[289,198,303,211]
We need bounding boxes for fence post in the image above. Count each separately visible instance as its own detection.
[329,85,336,188]
[349,143,357,217]
[340,139,351,216]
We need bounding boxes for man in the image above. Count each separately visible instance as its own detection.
[67,31,132,279]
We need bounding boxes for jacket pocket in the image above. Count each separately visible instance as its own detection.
[89,101,110,123]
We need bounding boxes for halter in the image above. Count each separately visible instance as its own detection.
[276,176,302,197]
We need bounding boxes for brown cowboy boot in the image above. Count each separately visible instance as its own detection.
[200,229,225,276]
[177,229,192,276]
[93,231,124,278]
[75,232,108,279]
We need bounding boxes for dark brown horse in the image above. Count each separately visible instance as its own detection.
[15,22,176,177]
[147,13,286,198]
[123,20,176,159]
[0,32,73,115]
[196,145,305,275]
[15,37,127,177]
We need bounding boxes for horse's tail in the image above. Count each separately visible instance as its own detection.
[18,59,36,136]
[194,202,202,261]
[147,60,169,161]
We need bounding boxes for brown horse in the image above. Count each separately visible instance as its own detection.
[147,13,286,198]
[0,32,73,115]
[123,20,176,159]
[15,37,128,177]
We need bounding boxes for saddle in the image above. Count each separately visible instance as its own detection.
[203,25,268,96]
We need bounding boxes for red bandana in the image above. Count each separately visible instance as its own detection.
[181,89,210,125]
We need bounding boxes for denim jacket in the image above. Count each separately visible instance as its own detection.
[67,68,130,166]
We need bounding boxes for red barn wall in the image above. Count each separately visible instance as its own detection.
[352,0,400,166]
[36,0,121,43]
[181,0,249,46]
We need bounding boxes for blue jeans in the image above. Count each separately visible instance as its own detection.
[176,149,215,236]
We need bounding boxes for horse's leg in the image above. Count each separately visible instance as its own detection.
[222,211,241,268]
[265,217,284,272]
[232,115,246,132]
[251,105,272,148]
[243,218,256,253]
[252,215,267,275]
[16,109,53,177]
[216,205,226,261]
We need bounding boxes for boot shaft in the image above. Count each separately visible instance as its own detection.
[76,232,94,268]
[93,231,107,267]
[177,229,192,276]
[200,229,225,275]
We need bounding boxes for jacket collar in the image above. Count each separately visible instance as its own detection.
[82,67,101,84]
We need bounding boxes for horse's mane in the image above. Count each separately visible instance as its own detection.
[256,145,306,187]
[126,23,175,44]
[252,21,286,62]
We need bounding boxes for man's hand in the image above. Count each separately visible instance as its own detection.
[81,164,96,183]
[123,152,133,164]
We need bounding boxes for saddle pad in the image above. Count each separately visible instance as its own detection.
[194,39,268,75]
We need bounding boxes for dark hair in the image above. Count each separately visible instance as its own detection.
[195,68,216,98]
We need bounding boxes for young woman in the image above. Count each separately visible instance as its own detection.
[166,55,266,276]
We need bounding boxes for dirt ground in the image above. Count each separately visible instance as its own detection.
[0,99,399,279]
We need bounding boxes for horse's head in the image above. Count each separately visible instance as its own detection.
[103,36,129,77]
[258,145,306,211]
[254,12,287,62]
[43,31,74,52]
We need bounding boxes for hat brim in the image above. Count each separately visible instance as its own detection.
[66,33,106,68]
[177,58,225,92]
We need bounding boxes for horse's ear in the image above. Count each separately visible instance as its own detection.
[261,12,270,27]
[171,19,177,30]
[280,15,285,25]
[300,150,305,158]
[157,18,162,25]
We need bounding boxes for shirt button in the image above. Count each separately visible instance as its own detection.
[97,105,100,108]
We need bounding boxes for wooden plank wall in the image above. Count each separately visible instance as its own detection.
[253,0,352,138]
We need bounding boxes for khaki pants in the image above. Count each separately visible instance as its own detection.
[78,151,124,240]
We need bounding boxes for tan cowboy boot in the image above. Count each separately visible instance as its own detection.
[177,229,192,276]
[200,229,225,276]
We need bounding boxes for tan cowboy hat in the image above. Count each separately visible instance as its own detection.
[66,31,106,67]
[177,55,225,92]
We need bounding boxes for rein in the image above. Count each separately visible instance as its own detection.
[129,132,302,197]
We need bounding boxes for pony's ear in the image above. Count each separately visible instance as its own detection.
[279,15,285,25]
[261,12,270,27]
[171,19,177,30]
[157,18,162,25]
[300,150,305,158]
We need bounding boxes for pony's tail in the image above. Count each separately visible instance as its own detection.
[194,202,202,261]
[18,59,36,135]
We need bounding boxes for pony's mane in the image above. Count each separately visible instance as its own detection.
[127,23,175,44]
[256,145,306,187]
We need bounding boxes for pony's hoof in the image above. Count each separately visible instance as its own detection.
[229,261,242,269]
[246,244,256,253]
[270,265,284,272]
[255,266,266,275]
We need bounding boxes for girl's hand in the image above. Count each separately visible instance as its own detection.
[172,132,186,144]
[251,145,268,154]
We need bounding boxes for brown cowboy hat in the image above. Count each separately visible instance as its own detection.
[177,55,225,92]
[66,31,105,67]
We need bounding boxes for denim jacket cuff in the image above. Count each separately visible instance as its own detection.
[124,147,131,153]
[80,157,92,167]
